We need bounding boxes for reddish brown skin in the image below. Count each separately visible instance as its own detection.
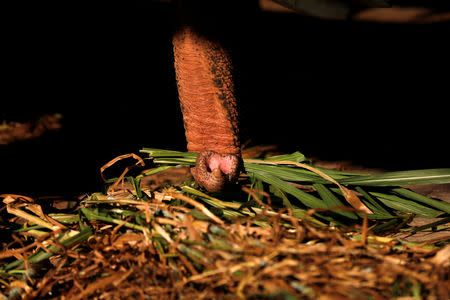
[173,26,240,155]
[172,2,241,192]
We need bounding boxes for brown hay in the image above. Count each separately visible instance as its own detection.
[1,171,449,299]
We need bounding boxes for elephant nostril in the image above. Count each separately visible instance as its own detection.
[211,168,222,179]
[192,150,242,192]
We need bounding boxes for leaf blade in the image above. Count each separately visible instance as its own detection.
[249,170,327,209]
[339,169,450,186]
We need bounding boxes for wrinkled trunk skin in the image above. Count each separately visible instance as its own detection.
[172,1,243,192]
[172,0,241,156]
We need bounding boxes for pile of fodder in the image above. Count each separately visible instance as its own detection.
[1,148,449,299]
[1,192,449,299]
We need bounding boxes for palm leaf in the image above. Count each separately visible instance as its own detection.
[339,169,450,186]
[141,148,450,222]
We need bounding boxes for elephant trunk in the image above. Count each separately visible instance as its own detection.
[172,1,242,192]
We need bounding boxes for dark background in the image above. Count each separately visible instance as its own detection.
[1,1,449,197]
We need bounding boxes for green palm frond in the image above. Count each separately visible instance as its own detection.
[140,148,450,222]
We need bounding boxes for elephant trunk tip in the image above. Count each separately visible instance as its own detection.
[191,150,242,193]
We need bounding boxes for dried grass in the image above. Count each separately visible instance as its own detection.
[1,194,449,299]
[1,152,449,299]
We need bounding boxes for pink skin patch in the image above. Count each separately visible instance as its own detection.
[206,153,234,174]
